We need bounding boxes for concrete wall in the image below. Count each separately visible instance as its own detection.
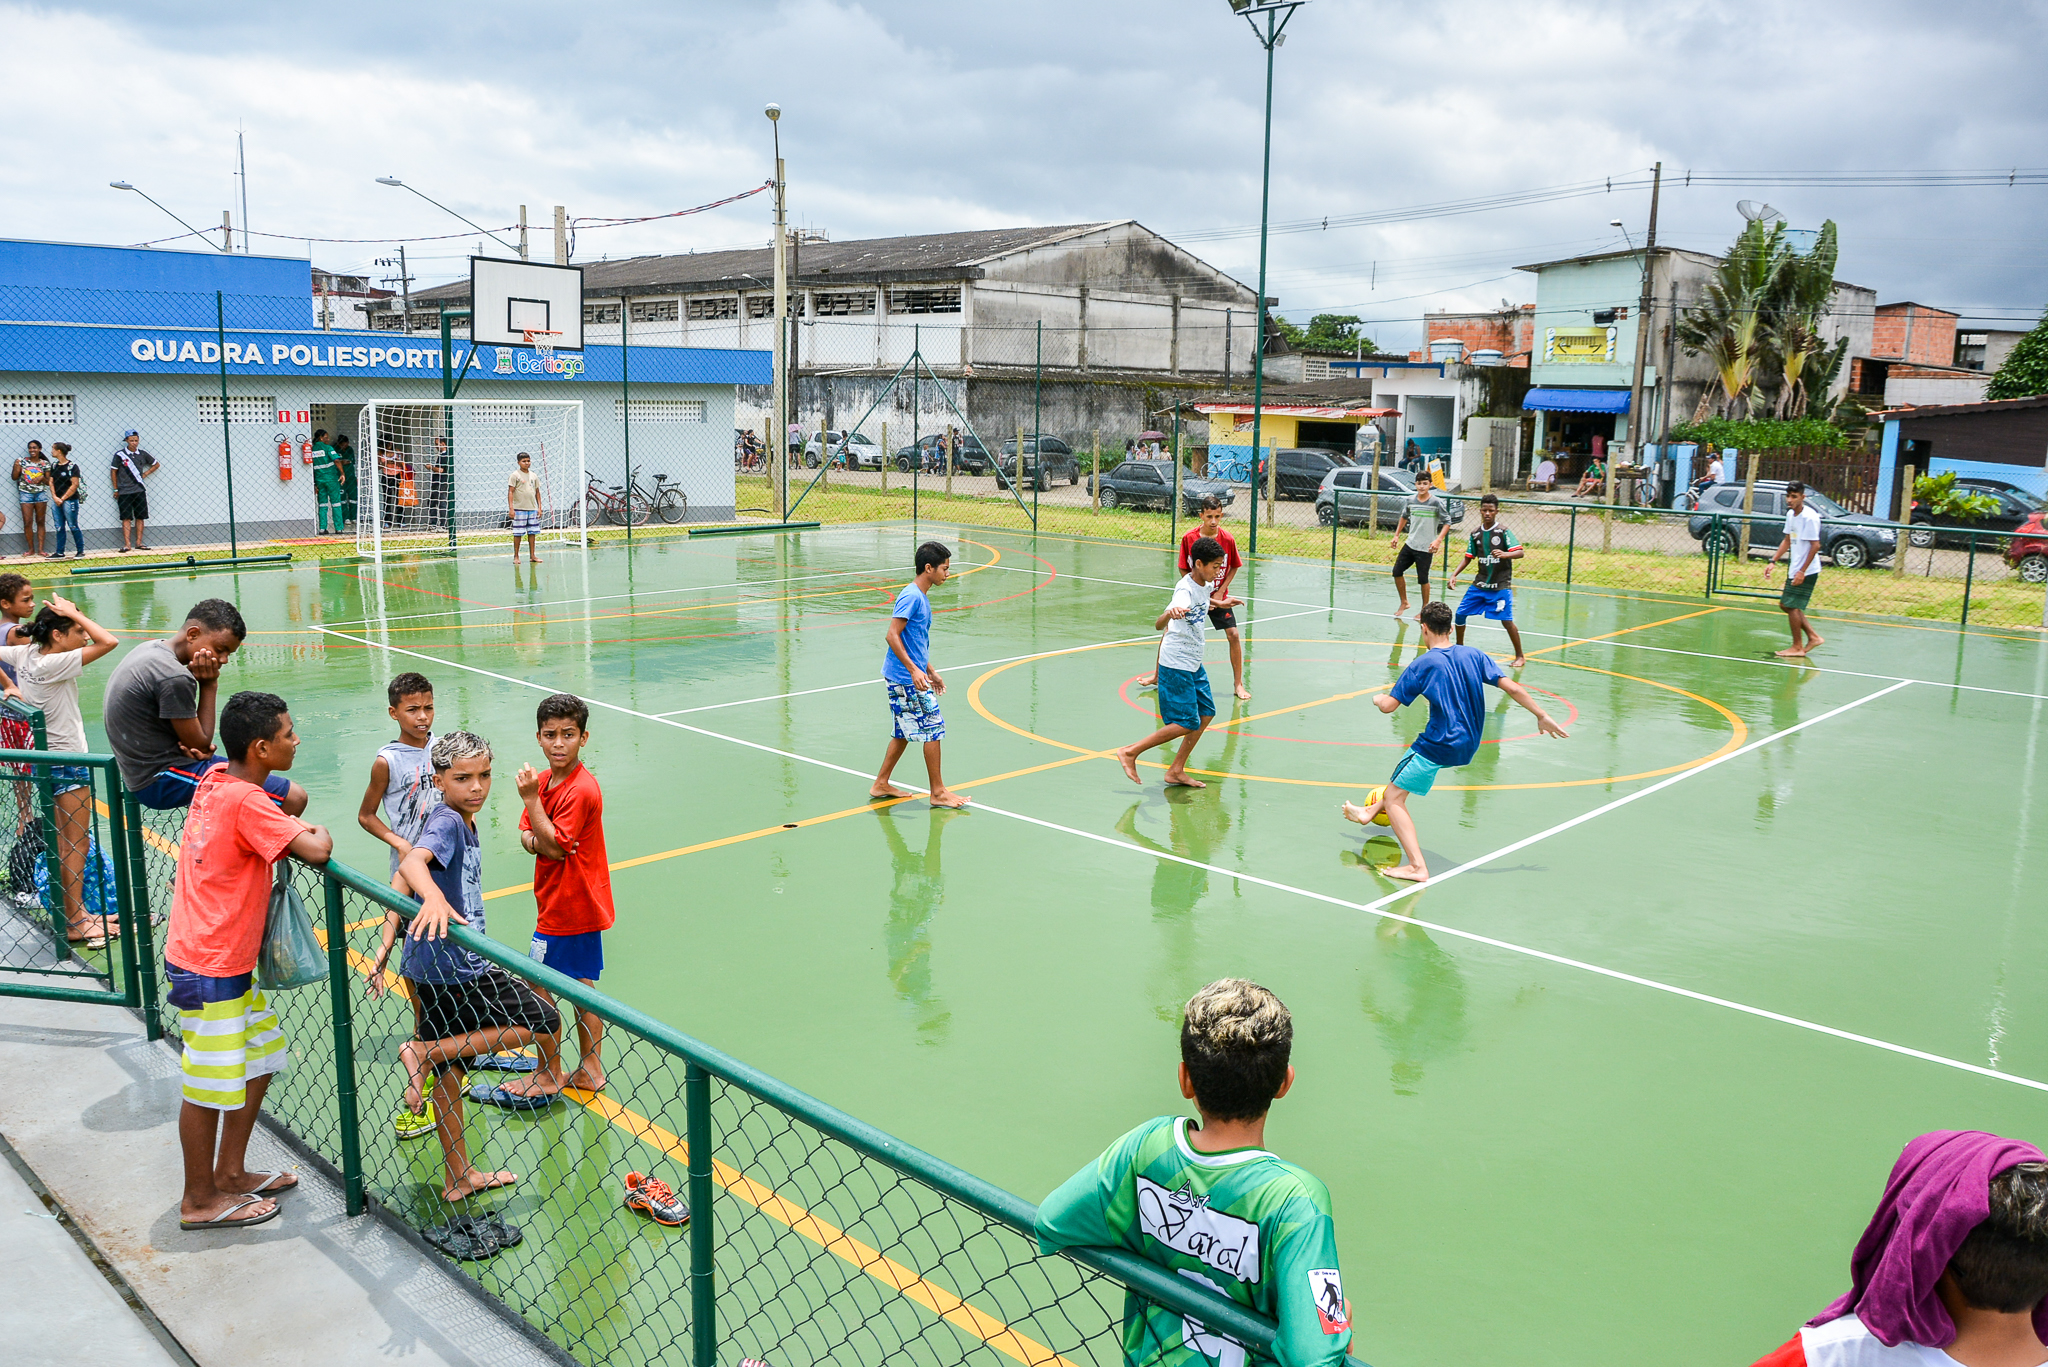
[1885,370,1991,408]
[759,371,1209,456]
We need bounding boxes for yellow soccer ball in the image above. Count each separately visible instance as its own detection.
[1363,787,1392,826]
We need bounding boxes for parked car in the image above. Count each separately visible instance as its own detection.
[1262,448,1353,501]
[1908,481,2044,548]
[801,430,887,470]
[2002,513,2048,583]
[995,436,1081,490]
[1686,481,1896,569]
[1085,460,1236,515]
[1314,465,1464,529]
[892,433,992,474]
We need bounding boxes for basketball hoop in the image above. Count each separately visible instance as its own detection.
[523,328,563,364]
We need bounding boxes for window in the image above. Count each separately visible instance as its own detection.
[1334,470,1362,488]
[1713,489,1740,507]
[470,405,536,426]
[630,300,679,323]
[614,399,706,424]
[1,394,75,424]
[688,296,739,321]
[746,294,806,319]
[1132,466,1161,485]
[811,291,876,317]
[583,303,622,325]
[196,395,275,424]
[370,313,405,332]
[888,286,961,315]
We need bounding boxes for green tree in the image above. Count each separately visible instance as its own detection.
[1675,218,1845,422]
[1676,220,1782,421]
[1986,309,2048,400]
[1276,313,1372,353]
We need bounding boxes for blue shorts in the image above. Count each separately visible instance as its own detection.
[17,488,46,505]
[1388,748,1444,798]
[511,508,540,533]
[132,757,292,810]
[1455,585,1514,623]
[1156,664,1215,732]
[530,929,603,983]
[50,763,91,795]
[887,683,945,743]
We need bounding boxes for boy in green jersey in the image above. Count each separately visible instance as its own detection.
[1037,979,1350,1367]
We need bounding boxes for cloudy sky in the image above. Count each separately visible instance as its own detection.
[5,0,2042,349]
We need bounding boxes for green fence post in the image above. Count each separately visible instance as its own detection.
[1032,321,1042,536]
[101,768,140,1008]
[25,712,63,961]
[1961,530,1976,629]
[122,795,161,1040]
[1565,505,1578,586]
[1331,490,1339,565]
[324,871,366,1216]
[622,294,633,551]
[687,1061,716,1367]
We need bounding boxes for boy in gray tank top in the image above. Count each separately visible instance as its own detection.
[356,673,439,873]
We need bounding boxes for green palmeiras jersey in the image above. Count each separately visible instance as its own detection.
[1035,1116,1351,1367]
[1466,524,1519,588]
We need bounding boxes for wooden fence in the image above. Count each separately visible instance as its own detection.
[1746,446,1882,513]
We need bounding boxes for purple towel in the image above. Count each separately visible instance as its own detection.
[1810,1129,2048,1347]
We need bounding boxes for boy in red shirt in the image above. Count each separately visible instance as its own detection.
[507,692,613,1097]
[1138,496,1248,700]
[164,691,332,1231]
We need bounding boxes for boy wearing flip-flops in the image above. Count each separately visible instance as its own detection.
[165,691,332,1232]
[373,730,561,1204]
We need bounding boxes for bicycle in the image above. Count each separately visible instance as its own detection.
[583,468,688,527]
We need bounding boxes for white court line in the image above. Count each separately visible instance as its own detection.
[312,618,2024,1094]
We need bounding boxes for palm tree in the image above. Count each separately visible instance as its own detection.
[1760,221,1840,419]
[1676,220,1785,420]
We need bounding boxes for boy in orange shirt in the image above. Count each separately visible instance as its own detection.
[501,692,613,1098]
[164,691,332,1230]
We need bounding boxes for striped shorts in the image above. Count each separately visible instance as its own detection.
[511,508,540,533]
[166,964,289,1111]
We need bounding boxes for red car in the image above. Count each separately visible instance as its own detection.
[2003,512,2048,584]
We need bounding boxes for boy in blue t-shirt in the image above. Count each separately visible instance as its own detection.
[870,541,969,809]
[1342,600,1567,882]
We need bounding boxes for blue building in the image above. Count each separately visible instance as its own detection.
[0,240,769,552]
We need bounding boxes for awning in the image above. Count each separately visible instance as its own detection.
[1194,404,1399,420]
[1523,387,1630,413]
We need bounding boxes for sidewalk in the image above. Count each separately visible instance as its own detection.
[0,993,567,1367]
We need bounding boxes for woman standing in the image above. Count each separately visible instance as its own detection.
[13,441,51,559]
[48,443,83,559]
[0,595,119,944]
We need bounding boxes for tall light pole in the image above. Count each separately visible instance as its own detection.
[766,103,789,521]
[109,181,228,252]
[374,177,524,258]
[1230,0,1304,555]
[1623,162,1662,496]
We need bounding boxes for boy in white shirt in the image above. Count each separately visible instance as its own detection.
[1766,480,1826,658]
[1116,538,1225,789]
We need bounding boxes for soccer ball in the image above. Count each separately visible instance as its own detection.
[1363,787,1392,826]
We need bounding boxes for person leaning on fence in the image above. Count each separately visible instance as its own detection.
[14,438,51,560]
[1750,1131,2048,1367]
[101,598,308,815]
[0,594,119,946]
[164,690,332,1232]
[110,429,158,553]
[1036,978,1353,1367]
[49,442,83,559]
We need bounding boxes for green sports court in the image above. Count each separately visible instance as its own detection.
[53,522,2048,1367]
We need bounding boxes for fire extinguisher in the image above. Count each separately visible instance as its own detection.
[276,433,294,481]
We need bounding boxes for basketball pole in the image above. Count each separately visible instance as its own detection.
[768,105,789,524]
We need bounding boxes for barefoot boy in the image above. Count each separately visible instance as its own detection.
[1445,493,1527,667]
[1342,600,1567,882]
[1766,479,1826,658]
[375,731,563,1200]
[1389,479,1450,619]
[1117,537,1224,789]
[1139,496,1249,700]
[1036,979,1353,1367]
[507,452,544,564]
[509,692,614,1097]
[871,541,969,808]
[165,691,332,1231]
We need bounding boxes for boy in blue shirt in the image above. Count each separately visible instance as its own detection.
[870,541,969,809]
[1342,600,1567,882]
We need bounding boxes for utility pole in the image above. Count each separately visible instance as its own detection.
[398,244,412,321]
[518,205,529,261]
[768,104,789,521]
[553,205,568,266]
[1623,161,1663,492]
[236,129,251,253]
[222,210,233,254]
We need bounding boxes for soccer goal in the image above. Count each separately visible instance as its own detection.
[356,399,586,559]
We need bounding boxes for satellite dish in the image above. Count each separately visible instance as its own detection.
[1736,200,1781,222]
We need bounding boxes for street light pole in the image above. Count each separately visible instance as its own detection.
[109,181,228,252]
[373,178,522,256]
[767,104,789,522]
[1232,0,1304,556]
[1624,162,1662,488]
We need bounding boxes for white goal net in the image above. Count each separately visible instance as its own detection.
[357,400,585,558]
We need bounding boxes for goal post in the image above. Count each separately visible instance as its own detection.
[357,399,586,559]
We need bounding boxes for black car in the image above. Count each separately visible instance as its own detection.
[995,436,1081,490]
[1686,481,1897,569]
[1314,465,1464,529]
[892,433,991,474]
[1908,480,2044,548]
[1085,460,1236,515]
[1263,448,1352,501]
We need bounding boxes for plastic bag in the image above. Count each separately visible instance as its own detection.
[33,835,119,919]
[257,864,329,991]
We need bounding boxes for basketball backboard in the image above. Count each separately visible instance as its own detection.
[470,257,584,351]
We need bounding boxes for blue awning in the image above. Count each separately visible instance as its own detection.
[1523,387,1631,413]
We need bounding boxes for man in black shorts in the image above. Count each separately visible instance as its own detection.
[1389,479,1449,619]
[110,430,158,553]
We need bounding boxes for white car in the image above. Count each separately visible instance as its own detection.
[802,430,885,470]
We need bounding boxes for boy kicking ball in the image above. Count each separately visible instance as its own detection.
[1445,493,1527,667]
[1117,537,1225,788]
[1342,601,1567,882]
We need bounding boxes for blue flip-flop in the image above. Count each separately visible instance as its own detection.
[469,1053,540,1073]
[467,1082,557,1111]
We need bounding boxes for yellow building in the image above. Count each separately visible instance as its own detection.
[1196,402,1395,453]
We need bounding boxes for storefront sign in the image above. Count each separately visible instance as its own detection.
[1544,327,1617,364]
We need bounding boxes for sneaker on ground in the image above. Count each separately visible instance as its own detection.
[394,1100,438,1141]
[623,1170,690,1226]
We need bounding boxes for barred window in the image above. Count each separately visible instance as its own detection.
[1,395,75,424]
[469,405,536,426]
[615,399,706,423]
[370,313,406,332]
[196,395,276,424]
[746,294,806,319]
[812,291,876,317]
[687,296,739,321]
[630,300,679,322]
[888,286,961,315]
[584,303,622,325]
